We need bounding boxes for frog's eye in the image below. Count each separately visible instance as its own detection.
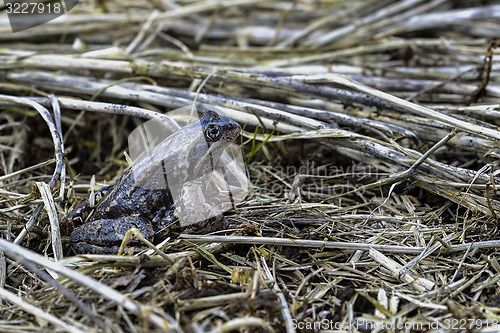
[205,124,221,141]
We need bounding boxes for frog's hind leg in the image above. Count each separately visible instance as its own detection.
[70,216,154,254]
[61,184,116,235]
[71,242,121,255]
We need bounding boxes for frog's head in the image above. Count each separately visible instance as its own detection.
[188,110,241,177]
[200,110,241,147]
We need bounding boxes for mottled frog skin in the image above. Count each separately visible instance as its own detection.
[64,111,241,254]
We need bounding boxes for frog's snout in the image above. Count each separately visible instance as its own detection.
[227,122,241,131]
[225,120,242,137]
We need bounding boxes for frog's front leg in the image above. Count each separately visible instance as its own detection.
[70,216,154,254]
[176,181,225,233]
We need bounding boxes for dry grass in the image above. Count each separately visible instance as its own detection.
[1,0,500,332]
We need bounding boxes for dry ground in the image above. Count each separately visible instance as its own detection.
[1,0,500,332]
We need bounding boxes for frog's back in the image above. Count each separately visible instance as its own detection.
[92,168,174,220]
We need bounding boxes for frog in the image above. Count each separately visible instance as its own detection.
[64,110,242,254]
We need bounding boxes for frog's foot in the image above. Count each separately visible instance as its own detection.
[70,215,154,254]
[180,206,226,234]
[222,219,255,232]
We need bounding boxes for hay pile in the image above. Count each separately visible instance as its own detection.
[1,0,500,331]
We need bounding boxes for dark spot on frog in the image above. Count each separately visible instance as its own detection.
[70,216,155,254]
[63,111,242,254]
